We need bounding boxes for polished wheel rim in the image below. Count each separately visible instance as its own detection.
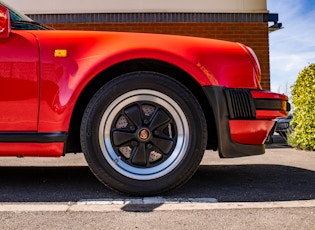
[98,89,189,180]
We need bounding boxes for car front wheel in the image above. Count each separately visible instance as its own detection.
[80,71,207,195]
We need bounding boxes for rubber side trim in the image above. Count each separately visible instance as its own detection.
[0,132,68,143]
[203,86,264,158]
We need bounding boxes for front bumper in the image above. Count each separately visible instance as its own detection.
[203,86,290,158]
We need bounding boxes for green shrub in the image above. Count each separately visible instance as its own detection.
[288,63,315,150]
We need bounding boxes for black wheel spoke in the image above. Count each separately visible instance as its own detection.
[112,130,136,146]
[150,109,171,130]
[151,137,174,154]
[124,105,142,127]
[131,143,147,166]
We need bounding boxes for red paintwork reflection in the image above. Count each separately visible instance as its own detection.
[0,4,10,38]
[251,90,288,100]
[229,120,275,145]
[0,32,39,131]
[256,110,288,120]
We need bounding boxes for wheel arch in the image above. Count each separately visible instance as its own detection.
[65,59,218,153]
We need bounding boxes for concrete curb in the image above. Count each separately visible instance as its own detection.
[1,199,315,212]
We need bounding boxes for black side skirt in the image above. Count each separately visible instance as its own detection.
[0,132,68,143]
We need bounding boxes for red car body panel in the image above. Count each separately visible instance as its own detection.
[0,32,39,131]
[31,30,260,133]
[0,4,289,158]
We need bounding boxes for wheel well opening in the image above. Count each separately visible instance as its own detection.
[66,59,218,153]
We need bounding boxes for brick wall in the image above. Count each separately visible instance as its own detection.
[30,13,270,89]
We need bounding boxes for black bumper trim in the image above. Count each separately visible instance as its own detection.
[203,86,264,158]
[254,98,291,111]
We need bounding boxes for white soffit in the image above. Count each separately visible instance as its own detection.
[7,0,267,14]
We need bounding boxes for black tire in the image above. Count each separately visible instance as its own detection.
[80,71,207,195]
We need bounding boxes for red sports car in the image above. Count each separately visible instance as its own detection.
[0,1,289,195]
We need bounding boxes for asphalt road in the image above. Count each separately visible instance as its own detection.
[0,135,314,229]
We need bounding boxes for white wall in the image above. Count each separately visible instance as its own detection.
[6,0,267,14]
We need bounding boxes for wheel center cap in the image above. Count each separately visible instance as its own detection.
[138,128,150,141]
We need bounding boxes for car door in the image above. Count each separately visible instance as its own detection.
[0,31,39,131]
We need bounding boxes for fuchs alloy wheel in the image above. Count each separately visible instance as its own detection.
[80,71,207,195]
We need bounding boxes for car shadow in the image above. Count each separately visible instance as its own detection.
[169,164,315,202]
[0,164,314,202]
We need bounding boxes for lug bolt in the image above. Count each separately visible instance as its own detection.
[146,144,153,149]
[154,130,160,136]
[130,126,136,131]
[144,119,150,125]
[131,141,138,147]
